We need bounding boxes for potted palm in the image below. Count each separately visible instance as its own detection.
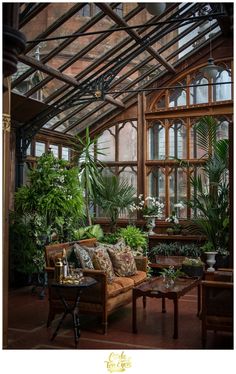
[181,116,229,256]
[95,175,136,232]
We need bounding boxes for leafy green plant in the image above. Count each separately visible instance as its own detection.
[149,242,179,257]
[95,175,136,232]
[200,241,215,253]
[70,127,106,225]
[182,257,204,267]
[118,225,148,255]
[101,232,120,244]
[72,224,104,241]
[14,152,85,242]
[160,266,184,280]
[180,116,229,252]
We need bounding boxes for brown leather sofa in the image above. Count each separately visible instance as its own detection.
[45,239,148,334]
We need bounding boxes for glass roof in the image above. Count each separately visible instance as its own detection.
[11,2,228,136]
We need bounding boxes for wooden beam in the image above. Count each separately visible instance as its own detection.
[19,54,81,86]
[98,3,176,74]
[104,94,125,108]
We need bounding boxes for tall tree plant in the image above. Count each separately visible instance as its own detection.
[70,127,106,225]
[184,116,229,251]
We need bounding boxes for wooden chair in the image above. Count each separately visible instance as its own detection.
[201,269,233,347]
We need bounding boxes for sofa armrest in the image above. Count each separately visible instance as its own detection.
[134,256,148,272]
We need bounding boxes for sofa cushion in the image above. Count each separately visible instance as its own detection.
[129,270,147,285]
[72,243,94,269]
[107,247,137,277]
[93,245,115,282]
[107,277,134,297]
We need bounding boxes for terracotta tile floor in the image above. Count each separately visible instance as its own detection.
[7,285,233,350]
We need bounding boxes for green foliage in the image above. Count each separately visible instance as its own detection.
[72,224,104,241]
[70,127,106,225]
[160,266,184,280]
[9,213,45,275]
[182,257,204,267]
[149,242,201,258]
[15,152,84,241]
[200,241,215,253]
[118,225,147,255]
[11,152,85,277]
[181,116,229,251]
[102,232,120,244]
[95,175,136,232]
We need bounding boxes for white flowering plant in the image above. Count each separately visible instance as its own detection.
[129,194,164,218]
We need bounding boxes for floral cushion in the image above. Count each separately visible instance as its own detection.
[72,244,94,269]
[107,246,137,277]
[93,246,115,282]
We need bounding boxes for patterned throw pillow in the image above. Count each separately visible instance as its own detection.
[72,244,94,269]
[107,247,137,277]
[93,246,115,282]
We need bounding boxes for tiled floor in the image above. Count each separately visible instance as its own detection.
[7,285,233,350]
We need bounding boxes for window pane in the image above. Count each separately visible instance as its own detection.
[35,142,45,157]
[148,122,165,160]
[217,118,229,140]
[147,168,165,211]
[118,121,137,161]
[62,147,70,161]
[26,143,31,156]
[169,82,187,107]
[213,69,232,101]
[190,124,206,159]
[169,168,187,218]
[97,128,115,161]
[119,167,137,191]
[169,121,187,159]
[50,144,59,158]
[190,76,208,104]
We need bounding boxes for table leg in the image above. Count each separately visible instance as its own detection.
[73,295,81,348]
[132,291,137,333]
[173,298,178,339]
[197,284,201,317]
[162,297,166,313]
[51,311,67,341]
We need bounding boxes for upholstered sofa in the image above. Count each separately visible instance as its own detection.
[44,238,148,334]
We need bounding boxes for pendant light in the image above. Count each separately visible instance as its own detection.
[145,3,166,16]
[200,18,221,80]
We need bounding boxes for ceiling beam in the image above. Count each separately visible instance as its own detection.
[98,2,176,74]
[19,3,49,28]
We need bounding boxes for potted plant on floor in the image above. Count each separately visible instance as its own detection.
[180,116,229,258]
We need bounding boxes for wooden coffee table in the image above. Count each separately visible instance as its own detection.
[132,276,201,339]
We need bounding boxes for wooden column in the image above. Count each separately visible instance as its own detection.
[137,93,145,196]
[2,78,12,348]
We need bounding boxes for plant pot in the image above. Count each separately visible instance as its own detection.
[205,251,217,272]
[182,264,204,278]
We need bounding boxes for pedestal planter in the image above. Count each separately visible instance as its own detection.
[205,251,217,272]
[144,215,158,235]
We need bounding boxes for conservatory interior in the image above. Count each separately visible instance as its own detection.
[2,2,233,351]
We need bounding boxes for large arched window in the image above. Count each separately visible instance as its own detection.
[146,60,232,220]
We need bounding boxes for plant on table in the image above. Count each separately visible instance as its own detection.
[160,266,184,288]
[129,194,164,218]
